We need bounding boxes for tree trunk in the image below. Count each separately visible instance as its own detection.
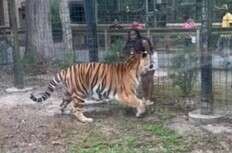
[25,0,54,61]
[59,0,73,53]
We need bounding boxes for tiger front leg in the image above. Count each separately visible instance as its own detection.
[72,96,93,123]
[117,94,146,117]
[136,102,146,117]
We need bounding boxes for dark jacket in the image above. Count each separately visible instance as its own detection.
[123,37,154,57]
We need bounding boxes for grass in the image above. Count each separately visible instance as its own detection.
[65,84,231,153]
[67,109,191,153]
[68,123,190,153]
[69,136,144,153]
[143,124,190,153]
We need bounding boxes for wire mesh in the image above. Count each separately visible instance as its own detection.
[0,0,232,114]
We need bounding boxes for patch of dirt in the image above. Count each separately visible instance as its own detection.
[0,88,232,153]
[167,115,232,153]
[0,84,85,153]
[167,115,203,136]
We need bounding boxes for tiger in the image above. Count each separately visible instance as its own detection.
[30,51,152,123]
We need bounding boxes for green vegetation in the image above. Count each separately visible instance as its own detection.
[68,122,190,153]
[143,124,189,153]
[67,108,191,153]
[57,51,75,69]
[169,47,198,97]
[104,39,123,63]
[69,135,147,153]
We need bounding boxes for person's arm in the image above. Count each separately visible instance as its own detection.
[142,38,154,54]
[142,38,158,70]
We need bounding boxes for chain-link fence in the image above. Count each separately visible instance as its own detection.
[1,0,232,114]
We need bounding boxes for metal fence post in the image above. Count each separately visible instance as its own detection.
[145,0,149,24]
[200,0,213,115]
[84,0,98,62]
[9,0,24,89]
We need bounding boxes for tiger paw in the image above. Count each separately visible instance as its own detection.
[75,112,94,123]
[79,117,94,123]
[144,100,154,106]
[136,111,145,118]
[136,105,146,117]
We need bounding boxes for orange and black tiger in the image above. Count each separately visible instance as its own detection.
[30,51,152,122]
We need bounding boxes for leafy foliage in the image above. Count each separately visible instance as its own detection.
[56,51,75,69]
[104,39,123,63]
[169,47,198,97]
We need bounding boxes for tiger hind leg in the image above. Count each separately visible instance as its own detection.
[60,92,72,113]
[72,95,93,123]
[60,98,72,113]
[117,94,146,117]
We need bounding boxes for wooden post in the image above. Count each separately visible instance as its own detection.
[9,0,24,88]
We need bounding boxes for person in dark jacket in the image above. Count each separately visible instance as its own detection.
[122,22,158,104]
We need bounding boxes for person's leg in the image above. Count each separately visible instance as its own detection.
[147,70,155,101]
[141,70,155,102]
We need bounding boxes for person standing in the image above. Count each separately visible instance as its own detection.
[122,22,158,104]
[182,16,197,47]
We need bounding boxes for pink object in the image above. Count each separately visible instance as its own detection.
[182,19,196,29]
[129,21,145,30]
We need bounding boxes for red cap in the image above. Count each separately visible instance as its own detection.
[128,21,145,30]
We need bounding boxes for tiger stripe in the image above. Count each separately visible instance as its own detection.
[30,52,151,122]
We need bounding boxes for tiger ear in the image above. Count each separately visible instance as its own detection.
[142,51,148,58]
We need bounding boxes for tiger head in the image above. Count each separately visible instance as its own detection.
[127,51,152,75]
